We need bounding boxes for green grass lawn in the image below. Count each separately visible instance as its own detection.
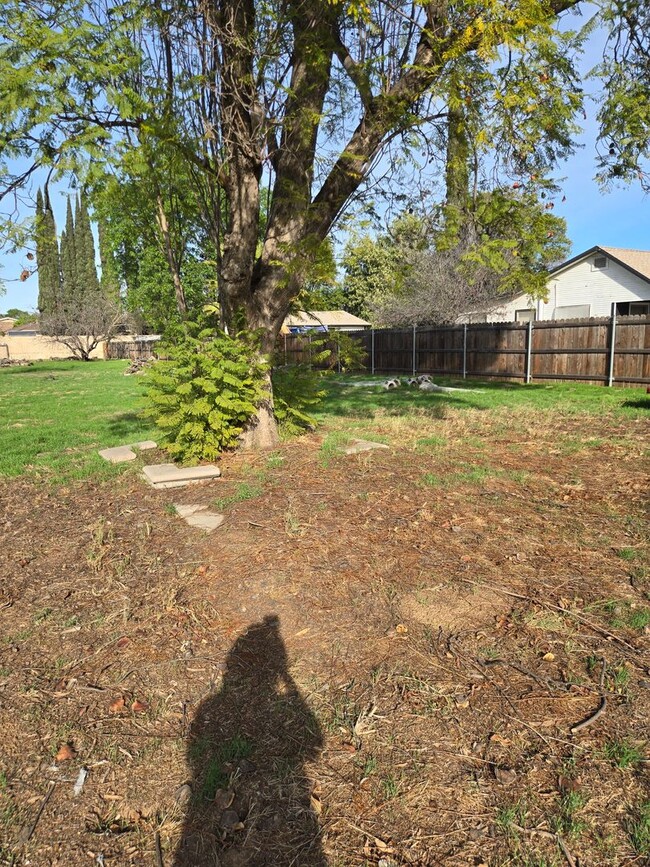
[0,360,157,482]
[0,361,647,483]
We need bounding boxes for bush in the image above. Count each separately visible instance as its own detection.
[272,364,326,434]
[143,324,266,462]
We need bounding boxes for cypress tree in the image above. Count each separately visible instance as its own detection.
[76,193,100,295]
[60,197,77,304]
[35,187,61,315]
[98,216,120,302]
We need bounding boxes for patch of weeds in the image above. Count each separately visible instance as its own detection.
[551,790,587,838]
[600,600,650,631]
[420,471,444,487]
[284,504,303,536]
[359,755,377,779]
[5,627,33,644]
[164,503,177,515]
[626,801,650,856]
[86,519,113,571]
[266,451,284,469]
[415,435,446,451]
[455,465,496,484]
[380,773,400,800]
[33,607,53,624]
[607,664,631,694]
[602,739,645,769]
[524,610,566,632]
[191,735,253,800]
[618,547,639,561]
[62,615,79,628]
[495,799,528,838]
[213,480,265,511]
[319,430,349,465]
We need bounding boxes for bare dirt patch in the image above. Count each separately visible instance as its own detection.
[400,582,509,631]
[0,405,648,867]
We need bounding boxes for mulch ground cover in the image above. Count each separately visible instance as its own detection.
[1,404,648,867]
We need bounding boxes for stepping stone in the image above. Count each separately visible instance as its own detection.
[134,440,157,451]
[343,439,389,455]
[185,512,225,531]
[173,504,208,518]
[143,463,221,489]
[99,445,137,463]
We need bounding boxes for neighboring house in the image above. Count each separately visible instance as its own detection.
[282,310,371,333]
[6,321,41,336]
[465,246,650,323]
[0,317,17,334]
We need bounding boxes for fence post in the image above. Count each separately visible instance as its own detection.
[412,324,417,376]
[462,324,467,379]
[336,336,341,374]
[308,333,312,369]
[284,333,287,365]
[371,328,375,374]
[607,302,617,387]
[525,320,534,383]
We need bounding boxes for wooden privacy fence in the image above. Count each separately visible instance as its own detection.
[280,311,650,386]
[106,339,160,361]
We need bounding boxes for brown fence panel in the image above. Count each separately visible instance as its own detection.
[107,340,160,361]
[614,316,650,385]
[465,323,527,379]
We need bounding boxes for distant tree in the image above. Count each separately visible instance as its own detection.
[35,188,61,315]
[59,198,78,305]
[75,193,100,295]
[40,294,129,361]
[341,214,433,320]
[97,215,120,303]
[373,191,570,325]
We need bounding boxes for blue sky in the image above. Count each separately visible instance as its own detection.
[1,17,648,315]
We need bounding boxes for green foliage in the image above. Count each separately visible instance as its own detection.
[272,365,326,434]
[626,801,650,856]
[35,188,61,315]
[329,330,367,372]
[143,324,266,462]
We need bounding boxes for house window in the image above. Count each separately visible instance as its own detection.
[515,309,535,323]
[629,302,650,316]
[553,304,590,320]
[593,255,608,269]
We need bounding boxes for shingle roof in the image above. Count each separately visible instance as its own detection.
[284,310,371,328]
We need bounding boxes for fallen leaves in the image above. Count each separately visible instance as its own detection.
[109,696,126,714]
[55,743,75,762]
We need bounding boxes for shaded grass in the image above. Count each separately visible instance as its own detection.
[316,375,650,421]
[0,361,157,482]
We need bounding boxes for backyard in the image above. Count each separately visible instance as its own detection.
[0,361,648,867]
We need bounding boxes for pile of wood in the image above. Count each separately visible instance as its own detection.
[123,358,154,376]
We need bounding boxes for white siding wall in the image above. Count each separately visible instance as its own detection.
[472,253,650,323]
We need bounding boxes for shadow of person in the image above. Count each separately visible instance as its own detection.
[173,614,326,867]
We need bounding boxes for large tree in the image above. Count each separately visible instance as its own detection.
[1,0,648,444]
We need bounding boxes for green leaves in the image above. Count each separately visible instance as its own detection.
[143,325,266,463]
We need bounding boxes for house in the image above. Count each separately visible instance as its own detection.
[0,317,17,334]
[467,246,650,323]
[282,310,371,333]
